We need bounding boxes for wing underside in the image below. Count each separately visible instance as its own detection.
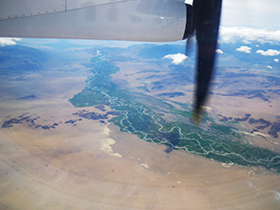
[0,0,187,42]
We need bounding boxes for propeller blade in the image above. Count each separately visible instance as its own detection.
[188,0,222,122]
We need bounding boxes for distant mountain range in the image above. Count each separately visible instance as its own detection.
[0,45,49,75]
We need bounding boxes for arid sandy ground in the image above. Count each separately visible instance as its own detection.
[0,71,280,210]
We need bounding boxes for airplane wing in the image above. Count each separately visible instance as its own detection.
[0,0,188,42]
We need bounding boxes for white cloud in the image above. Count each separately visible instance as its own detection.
[256,45,259,47]
[267,65,273,69]
[236,46,252,53]
[219,27,280,44]
[274,59,279,62]
[256,49,280,56]
[163,53,188,65]
[216,49,223,54]
[184,0,192,4]
[242,40,252,44]
[0,38,21,47]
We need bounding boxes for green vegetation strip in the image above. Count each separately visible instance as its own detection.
[69,55,280,173]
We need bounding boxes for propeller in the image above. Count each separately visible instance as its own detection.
[184,0,222,123]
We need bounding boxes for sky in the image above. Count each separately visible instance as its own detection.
[184,0,280,29]
[221,0,280,29]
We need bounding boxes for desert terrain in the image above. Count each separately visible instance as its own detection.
[0,69,280,210]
